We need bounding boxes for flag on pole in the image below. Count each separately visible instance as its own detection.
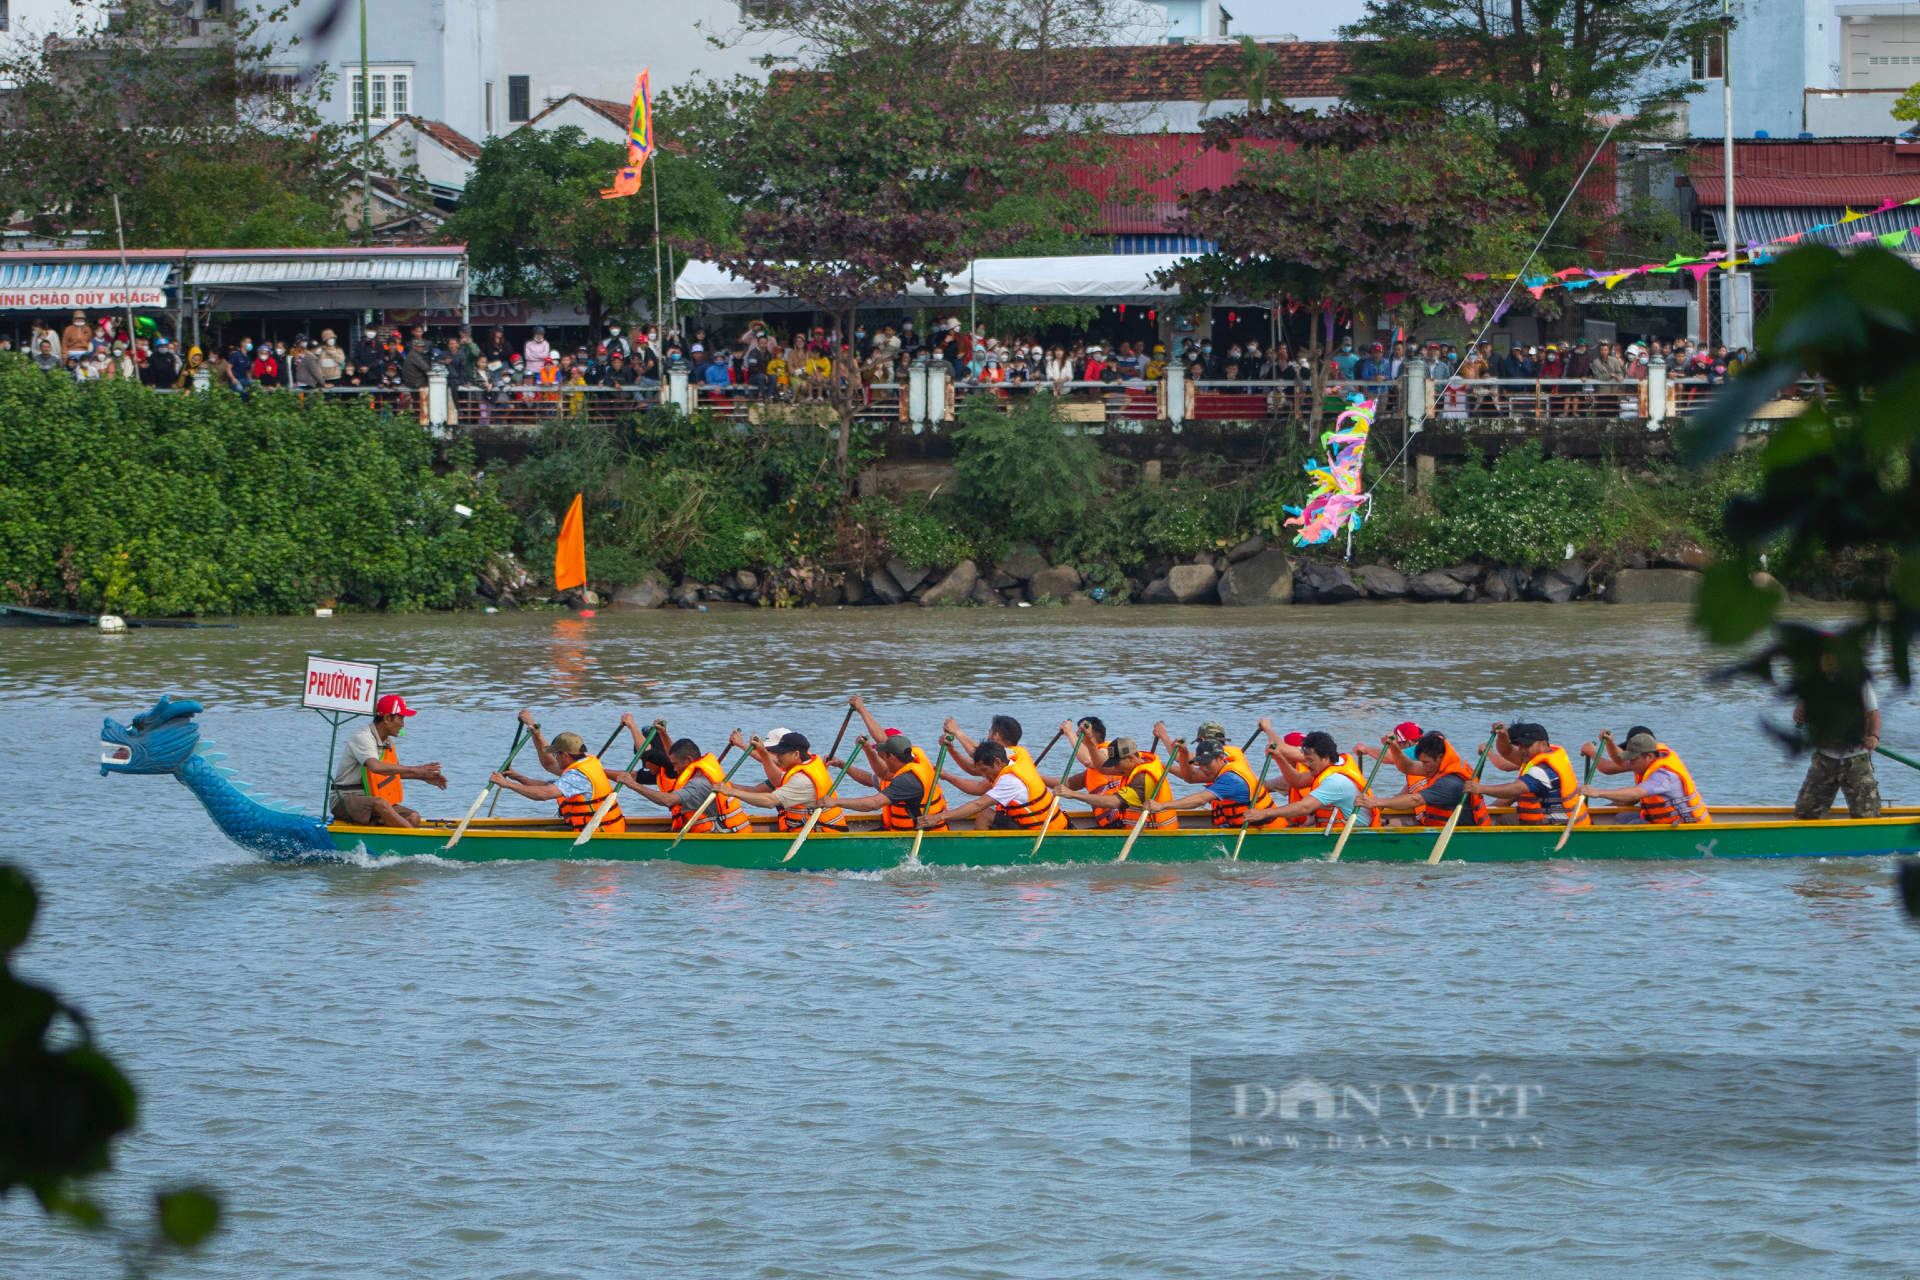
[599,70,652,199]
[554,494,586,591]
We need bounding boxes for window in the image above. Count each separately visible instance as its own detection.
[485,81,494,132]
[391,73,407,116]
[508,75,530,122]
[350,65,412,121]
[1871,55,1919,65]
[1692,39,1723,79]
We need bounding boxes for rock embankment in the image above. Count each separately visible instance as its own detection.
[598,535,1717,610]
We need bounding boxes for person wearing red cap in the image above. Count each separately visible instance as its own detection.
[329,694,446,828]
[1355,721,1427,793]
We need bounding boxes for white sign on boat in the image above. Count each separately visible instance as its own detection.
[302,655,380,715]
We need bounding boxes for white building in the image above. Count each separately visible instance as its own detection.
[1680,0,1920,138]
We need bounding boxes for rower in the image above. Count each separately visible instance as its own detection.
[1255,719,1314,825]
[1578,731,1710,825]
[609,737,752,833]
[328,693,446,828]
[1354,730,1491,828]
[490,727,625,833]
[1467,721,1587,827]
[844,694,934,780]
[1241,732,1377,829]
[1354,721,1426,793]
[1053,737,1175,830]
[713,731,847,833]
[1144,739,1276,828]
[819,733,949,831]
[1055,716,1127,826]
[1152,719,1239,782]
[924,739,1064,831]
[1581,724,1656,778]
[943,714,1037,780]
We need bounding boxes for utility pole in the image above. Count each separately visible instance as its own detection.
[360,0,370,239]
[1721,0,1739,346]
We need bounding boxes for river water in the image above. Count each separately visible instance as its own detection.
[4,604,1917,1277]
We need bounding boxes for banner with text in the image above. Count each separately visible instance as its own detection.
[0,287,169,311]
[302,655,380,715]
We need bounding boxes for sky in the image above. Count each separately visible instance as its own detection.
[1223,0,1371,41]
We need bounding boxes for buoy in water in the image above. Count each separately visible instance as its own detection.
[97,614,127,633]
[578,609,596,617]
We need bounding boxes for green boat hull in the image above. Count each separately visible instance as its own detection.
[331,811,1920,868]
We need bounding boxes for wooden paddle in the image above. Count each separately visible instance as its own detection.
[445,722,533,850]
[782,738,866,863]
[1329,747,1389,863]
[1229,748,1277,862]
[825,706,857,768]
[574,721,663,847]
[1031,727,1067,767]
[1029,724,1090,861]
[486,719,541,817]
[1554,732,1602,853]
[907,735,954,865]
[1428,728,1501,865]
[1117,738,1179,863]
[663,737,757,855]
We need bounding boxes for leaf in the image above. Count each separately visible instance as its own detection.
[0,864,37,954]
[156,1186,221,1248]
[1693,560,1778,646]
[1676,360,1802,466]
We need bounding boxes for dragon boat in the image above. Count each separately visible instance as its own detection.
[102,696,1920,868]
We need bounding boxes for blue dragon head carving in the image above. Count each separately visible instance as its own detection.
[101,695,204,776]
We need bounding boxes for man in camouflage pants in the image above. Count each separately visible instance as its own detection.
[1792,684,1882,820]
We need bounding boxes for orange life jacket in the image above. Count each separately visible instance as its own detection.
[1416,741,1492,827]
[660,753,750,834]
[996,750,1067,830]
[1209,756,1278,828]
[1110,755,1177,830]
[365,741,404,805]
[1085,741,1136,829]
[775,754,848,832]
[1309,756,1380,829]
[556,755,626,833]
[882,757,949,831]
[1513,745,1588,826]
[1633,747,1711,825]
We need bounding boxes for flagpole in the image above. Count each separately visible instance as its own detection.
[651,152,664,337]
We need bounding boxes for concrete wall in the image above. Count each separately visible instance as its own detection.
[1804,86,1906,131]
[1683,0,1845,138]
[494,0,773,114]
[293,0,497,143]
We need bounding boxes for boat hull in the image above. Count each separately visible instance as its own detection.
[327,810,1920,868]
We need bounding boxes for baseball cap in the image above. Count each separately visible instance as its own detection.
[1193,741,1227,764]
[1392,720,1423,743]
[1621,732,1660,757]
[551,731,586,754]
[1282,732,1304,747]
[1507,722,1549,746]
[1110,736,1139,758]
[879,735,914,759]
[763,727,791,746]
[771,732,810,755]
[1196,721,1227,741]
[375,694,416,717]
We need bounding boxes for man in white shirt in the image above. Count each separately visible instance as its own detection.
[329,694,447,827]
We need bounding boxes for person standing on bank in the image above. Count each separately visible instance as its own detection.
[329,694,447,828]
[1792,683,1882,820]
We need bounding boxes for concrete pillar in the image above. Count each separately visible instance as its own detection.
[1165,360,1185,428]
[1405,357,1427,434]
[908,355,929,433]
[1416,454,1436,492]
[191,368,211,393]
[1647,355,1668,430]
[427,368,449,427]
[667,357,691,416]
[926,359,949,431]
[1144,459,1162,486]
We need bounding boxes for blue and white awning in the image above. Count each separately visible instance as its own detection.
[0,257,177,310]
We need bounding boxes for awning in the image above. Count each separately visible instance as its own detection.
[186,248,468,314]
[676,253,1190,314]
[0,253,177,310]
[1703,204,1920,246]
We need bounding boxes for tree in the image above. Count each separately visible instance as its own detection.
[1686,245,1920,748]
[1158,106,1536,424]
[682,196,1002,483]
[0,863,222,1273]
[441,127,735,340]
[0,0,357,247]
[1339,0,1718,246]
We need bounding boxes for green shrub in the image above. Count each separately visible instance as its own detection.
[0,358,512,615]
[951,393,1101,544]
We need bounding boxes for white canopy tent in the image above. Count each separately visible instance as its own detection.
[674,253,1191,315]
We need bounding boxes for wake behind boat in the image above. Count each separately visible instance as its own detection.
[100,695,1920,868]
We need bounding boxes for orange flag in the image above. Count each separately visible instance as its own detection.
[554,494,586,592]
